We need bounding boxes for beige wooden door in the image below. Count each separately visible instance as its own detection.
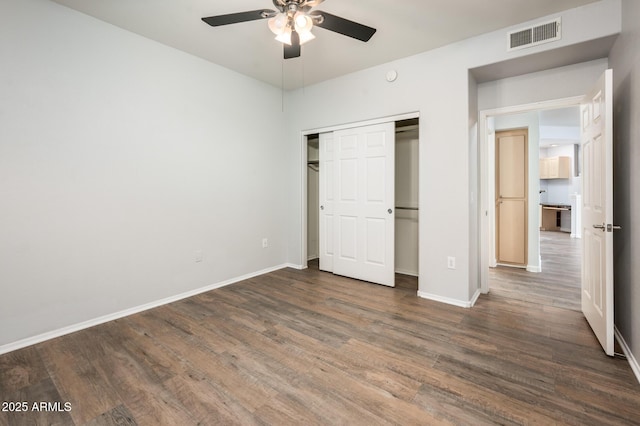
[495,129,528,266]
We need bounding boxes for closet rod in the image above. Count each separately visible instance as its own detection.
[395,206,419,210]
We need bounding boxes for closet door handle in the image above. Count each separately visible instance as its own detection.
[320,205,324,210]
[388,209,393,214]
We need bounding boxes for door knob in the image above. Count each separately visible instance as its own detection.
[320,205,324,210]
[388,209,393,214]
[593,224,605,231]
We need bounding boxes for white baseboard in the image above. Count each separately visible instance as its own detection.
[469,289,481,307]
[496,263,526,269]
[526,265,542,273]
[615,326,640,384]
[417,291,474,308]
[285,263,306,270]
[0,263,290,356]
[395,268,419,277]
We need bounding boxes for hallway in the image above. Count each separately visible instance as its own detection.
[489,231,581,310]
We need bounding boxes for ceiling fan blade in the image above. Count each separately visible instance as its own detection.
[284,31,301,59]
[202,9,275,27]
[302,0,325,7]
[312,11,376,42]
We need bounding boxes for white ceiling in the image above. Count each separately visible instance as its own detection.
[51,0,600,89]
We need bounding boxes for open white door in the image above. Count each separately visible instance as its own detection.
[319,132,334,272]
[581,69,615,356]
[333,122,395,287]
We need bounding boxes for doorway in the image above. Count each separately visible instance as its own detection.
[303,114,419,290]
[481,72,616,357]
[480,96,583,294]
[485,105,583,310]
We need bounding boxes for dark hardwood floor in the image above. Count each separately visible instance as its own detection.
[2,261,639,425]
[489,231,582,311]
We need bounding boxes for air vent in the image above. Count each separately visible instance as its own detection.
[508,18,561,51]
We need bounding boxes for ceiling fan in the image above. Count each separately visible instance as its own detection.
[201,0,376,59]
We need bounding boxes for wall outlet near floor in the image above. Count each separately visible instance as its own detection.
[262,238,268,248]
[194,250,203,263]
[447,256,456,269]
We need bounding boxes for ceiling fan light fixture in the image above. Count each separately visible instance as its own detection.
[201,0,375,59]
[275,29,292,45]
[298,29,315,45]
[294,11,313,33]
[268,13,287,35]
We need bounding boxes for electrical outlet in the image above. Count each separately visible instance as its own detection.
[262,238,268,248]
[447,256,456,269]
[194,250,203,263]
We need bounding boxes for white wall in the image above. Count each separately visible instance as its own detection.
[286,0,621,306]
[0,0,288,350]
[609,0,640,374]
[478,58,610,111]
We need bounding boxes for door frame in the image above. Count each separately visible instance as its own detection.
[479,96,583,294]
[299,112,419,270]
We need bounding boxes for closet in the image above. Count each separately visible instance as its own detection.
[307,135,320,260]
[395,119,419,276]
[306,118,419,284]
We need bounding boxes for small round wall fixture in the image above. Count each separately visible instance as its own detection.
[386,70,398,82]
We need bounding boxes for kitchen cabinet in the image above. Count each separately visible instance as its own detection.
[539,156,570,179]
[540,204,571,232]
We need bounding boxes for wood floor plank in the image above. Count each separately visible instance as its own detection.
[0,346,49,394]
[83,404,137,426]
[160,371,261,425]
[302,356,449,425]
[37,332,122,425]
[308,338,424,402]
[78,321,198,426]
[1,260,639,425]
[1,378,75,426]
[490,231,582,310]
[413,368,557,425]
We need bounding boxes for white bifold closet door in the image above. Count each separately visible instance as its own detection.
[319,122,395,287]
[319,132,335,272]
